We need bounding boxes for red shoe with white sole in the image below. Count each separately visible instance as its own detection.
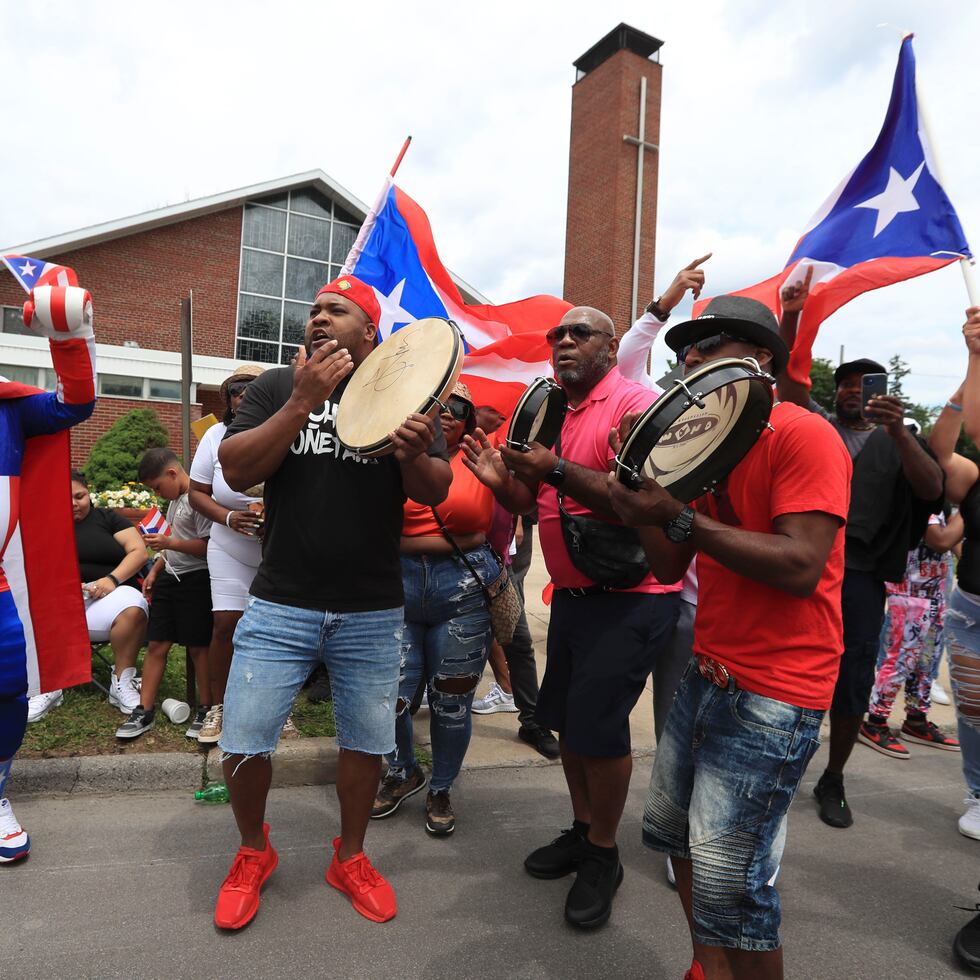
[214,823,278,930]
[326,836,396,922]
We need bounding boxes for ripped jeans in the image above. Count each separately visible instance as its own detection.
[388,547,496,793]
[940,587,980,797]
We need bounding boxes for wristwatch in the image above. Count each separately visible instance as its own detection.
[645,296,670,321]
[543,458,567,489]
[663,505,696,543]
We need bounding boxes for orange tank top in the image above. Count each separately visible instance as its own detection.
[402,450,495,538]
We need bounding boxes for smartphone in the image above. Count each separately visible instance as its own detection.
[861,373,888,417]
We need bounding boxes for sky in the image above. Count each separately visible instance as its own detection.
[2,0,978,408]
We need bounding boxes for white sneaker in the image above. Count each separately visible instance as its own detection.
[0,798,31,862]
[959,796,980,840]
[418,689,429,711]
[108,667,140,714]
[472,682,518,714]
[930,680,951,706]
[280,713,300,740]
[27,690,63,723]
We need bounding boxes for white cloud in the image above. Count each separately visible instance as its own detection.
[1,0,977,408]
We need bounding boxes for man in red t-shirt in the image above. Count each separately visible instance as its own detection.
[608,295,851,980]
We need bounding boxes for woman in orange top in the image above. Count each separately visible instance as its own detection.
[371,382,499,837]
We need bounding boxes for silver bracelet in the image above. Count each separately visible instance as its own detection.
[225,511,233,527]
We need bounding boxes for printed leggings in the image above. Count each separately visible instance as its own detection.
[867,593,943,720]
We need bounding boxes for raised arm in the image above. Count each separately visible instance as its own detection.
[775,266,813,409]
[220,341,352,491]
[960,307,980,446]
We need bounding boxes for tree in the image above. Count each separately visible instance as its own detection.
[810,357,836,413]
[84,408,170,490]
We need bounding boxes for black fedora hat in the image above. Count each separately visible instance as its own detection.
[664,295,789,374]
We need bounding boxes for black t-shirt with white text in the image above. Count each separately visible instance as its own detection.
[224,367,448,612]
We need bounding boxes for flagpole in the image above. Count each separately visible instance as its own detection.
[390,136,412,178]
[913,45,979,307]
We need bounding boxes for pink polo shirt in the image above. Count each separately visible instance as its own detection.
[536,367,682,594]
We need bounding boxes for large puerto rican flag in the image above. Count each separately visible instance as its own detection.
[341,178,571,414]
[698,35,972,386]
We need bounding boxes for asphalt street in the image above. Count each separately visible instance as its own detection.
[3,740,978,979]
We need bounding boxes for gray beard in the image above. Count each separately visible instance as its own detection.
[556,349,610,388]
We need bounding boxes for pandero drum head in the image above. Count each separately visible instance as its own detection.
[506,377,567,452]
[614,357,774,502]
[336,317,463,459]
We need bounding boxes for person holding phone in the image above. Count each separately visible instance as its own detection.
[777,273,944,829]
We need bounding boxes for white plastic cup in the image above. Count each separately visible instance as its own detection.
[161,698,191,724]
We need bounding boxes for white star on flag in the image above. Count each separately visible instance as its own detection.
[855,161,926,237]
[374,279,415,338]
[18,261,36,277]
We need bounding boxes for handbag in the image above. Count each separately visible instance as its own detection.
[430,508,523,645]
[553,431,650,589]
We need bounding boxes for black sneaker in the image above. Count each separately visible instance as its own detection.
[564,843,624,929]
[814,772,853,828]
[955,911,980,970]
[371,767,427,819]
[524,823,588,879]
[116,706,155,740]
[306,665,333,704]
[425,790,455,836]
[518,726,561,760]
[185,705,209,740]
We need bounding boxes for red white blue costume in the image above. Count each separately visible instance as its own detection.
[0,285,96,861]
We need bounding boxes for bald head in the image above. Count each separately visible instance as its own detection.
[563,306,615,336]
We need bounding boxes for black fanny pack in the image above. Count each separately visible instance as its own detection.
[554,431,649,589]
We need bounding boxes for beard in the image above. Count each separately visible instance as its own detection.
[556,347,611,388]
[836,396,862,421]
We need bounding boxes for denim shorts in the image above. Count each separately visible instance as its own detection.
[220,596,403,757]
[643,661,824,952]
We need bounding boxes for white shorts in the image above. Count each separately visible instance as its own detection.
[208,538,259,612]
[84,585,148,642]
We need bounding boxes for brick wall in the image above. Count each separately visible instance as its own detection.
[70,397,204,470]
[563,49,663,334]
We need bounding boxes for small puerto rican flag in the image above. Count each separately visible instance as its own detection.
[138,506,171,537]
[2,255,78,293]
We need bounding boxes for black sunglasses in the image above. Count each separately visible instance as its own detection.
[227,382,251,397]
[444,398,473,422]
[678,333,748,362]
[545,323,614,347]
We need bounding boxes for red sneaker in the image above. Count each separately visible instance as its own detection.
[683,960,705,980]
[857,720,910,759]
[214,824,278,930]
[325,836,397,922]
[900,718,960,751]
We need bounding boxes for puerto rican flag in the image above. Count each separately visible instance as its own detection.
[697,35,972,386]
[2,255,78,293]
[341,179,571,414]
[138,507,171,537]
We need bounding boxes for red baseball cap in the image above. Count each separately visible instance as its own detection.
[316,275,381,325]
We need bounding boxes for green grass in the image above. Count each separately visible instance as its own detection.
[20,645,336,759]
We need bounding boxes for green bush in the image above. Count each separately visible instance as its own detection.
[84,408,170,491]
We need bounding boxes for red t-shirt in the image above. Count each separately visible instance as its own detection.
[691,402,852,709]
[537,367,681,594]
[403,450,495,538]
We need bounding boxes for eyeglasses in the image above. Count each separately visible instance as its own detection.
[545,323,615,347]
[227,382,251,397]
[444,398,473,422]
[678,333,747,362]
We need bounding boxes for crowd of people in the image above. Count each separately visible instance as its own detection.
[2,263,980,977]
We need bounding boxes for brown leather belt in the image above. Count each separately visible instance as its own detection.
[696,654,732,689]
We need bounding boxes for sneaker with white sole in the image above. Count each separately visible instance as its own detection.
[116,706,155,740]
[959,796,980,841]
[26,690,63,723]
[197,703,223,745]
[472,682,518,714]
[280,714,300,740]
[185,705,210,740]
[0,798,30,862]
[108,667,140,715]
[930,680,951,706]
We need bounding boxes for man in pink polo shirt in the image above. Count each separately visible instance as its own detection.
[463,305,681,930]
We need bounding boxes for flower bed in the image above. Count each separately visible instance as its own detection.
[89,484,164,510]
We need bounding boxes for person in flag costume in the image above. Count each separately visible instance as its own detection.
[0,281,97,863]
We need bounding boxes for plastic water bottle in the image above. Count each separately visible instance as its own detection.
[194,782,229,804]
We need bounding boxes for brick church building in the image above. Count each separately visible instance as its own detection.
[0,23,662,468]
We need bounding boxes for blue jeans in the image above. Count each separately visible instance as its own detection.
[643,662,823,952]
[388,547,495,793]
[940,587,980,797]
[221,596,403,757]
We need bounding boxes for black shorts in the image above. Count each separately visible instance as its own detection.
[536,590,680,757]
[831,568,886,715]
[147,569,213,647]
